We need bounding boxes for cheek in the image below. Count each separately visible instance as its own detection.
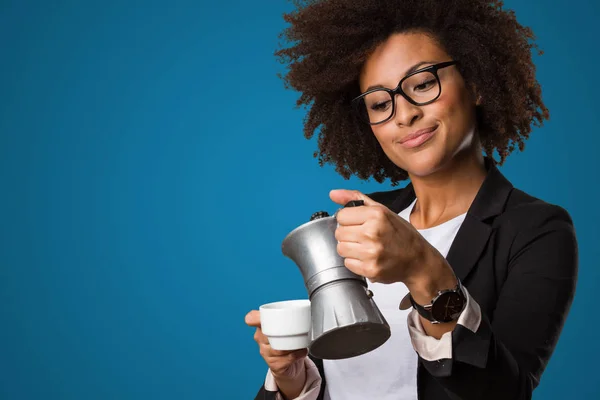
[371,125,395,147]
[434,90,477,137]
[370,125,407,165]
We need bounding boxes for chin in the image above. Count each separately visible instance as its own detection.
[392,147,449,178]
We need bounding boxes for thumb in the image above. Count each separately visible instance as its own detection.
[245,310,261,327]
[329,189,379,207]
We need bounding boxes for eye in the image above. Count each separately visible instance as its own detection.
[370,100,392,112]
[413,79,436,92]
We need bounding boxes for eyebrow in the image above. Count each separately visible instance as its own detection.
[364,60,439,92]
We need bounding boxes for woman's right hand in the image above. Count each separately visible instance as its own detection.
[245,310,308,397]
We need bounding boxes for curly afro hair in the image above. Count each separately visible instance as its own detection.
[275,0,549,184]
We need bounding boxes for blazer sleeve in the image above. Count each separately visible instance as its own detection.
[419,204,578,400]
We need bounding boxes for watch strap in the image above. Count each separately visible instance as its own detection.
[408,280,465,324]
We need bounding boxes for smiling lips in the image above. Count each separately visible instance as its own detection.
[398,126,438,149]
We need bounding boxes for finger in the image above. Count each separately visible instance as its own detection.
[329,189,379,207]
[245,310,261,327]
[267,347,308,359]
[344,257,368,277]
[344,258,380,283]
[337,240,365,260]
[335,225,364,243]
[253,327,269,345]
[336,204,387,226]
[335,206,369,226]
[260,342,305,363]
[264,347,309,365]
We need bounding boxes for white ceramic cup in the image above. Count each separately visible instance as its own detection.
[259,299,311,351]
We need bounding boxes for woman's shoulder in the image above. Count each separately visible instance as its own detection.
[493,188,578,266]
[500,187,574,232]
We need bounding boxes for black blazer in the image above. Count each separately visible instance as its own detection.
[255,160,578,400]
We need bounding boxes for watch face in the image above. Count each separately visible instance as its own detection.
[431,291,465,322]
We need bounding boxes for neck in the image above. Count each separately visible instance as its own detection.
[408,146,487,229]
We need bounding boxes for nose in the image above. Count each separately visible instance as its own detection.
[393,94,422,127]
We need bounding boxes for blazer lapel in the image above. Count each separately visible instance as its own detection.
[445,160,513,282]
[445,214,492,282]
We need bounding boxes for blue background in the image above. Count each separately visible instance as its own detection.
[1,0,598,398]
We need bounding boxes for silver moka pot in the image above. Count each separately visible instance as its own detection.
[281,201,391,360]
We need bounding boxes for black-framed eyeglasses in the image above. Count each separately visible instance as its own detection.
[351,61,457,125]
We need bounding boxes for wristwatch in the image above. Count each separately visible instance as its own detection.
[408,280,467,324]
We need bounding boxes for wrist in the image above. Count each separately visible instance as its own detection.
[273,360,307,399]
[405,250,458,305]
[272,358,306,382]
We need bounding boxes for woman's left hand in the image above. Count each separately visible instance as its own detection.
[331,189,441,286]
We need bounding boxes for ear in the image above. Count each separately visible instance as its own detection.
[470,83,482,106]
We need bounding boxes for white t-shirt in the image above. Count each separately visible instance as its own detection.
[322,199,467,400]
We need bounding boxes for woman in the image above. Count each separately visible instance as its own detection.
[245,1,578,399]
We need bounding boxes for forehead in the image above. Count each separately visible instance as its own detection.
[359,32,449,91]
